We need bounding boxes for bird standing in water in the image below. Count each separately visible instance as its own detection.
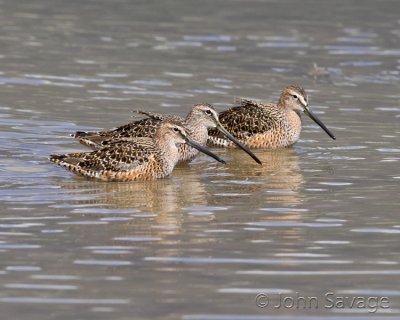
[50,120,226,182]
[208,85,336,149]
[72,103,262,164]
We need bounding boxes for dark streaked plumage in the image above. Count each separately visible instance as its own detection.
[72,104,262,165]
[73,104,214,162]
[208,85,335,149]
[51,120,225,182]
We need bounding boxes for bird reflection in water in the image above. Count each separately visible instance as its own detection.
[209,148,304,204]
[55,166,209,228]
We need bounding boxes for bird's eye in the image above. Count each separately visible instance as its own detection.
[205,110,212,115]
[173,127,180,132]
[292,94,298,99]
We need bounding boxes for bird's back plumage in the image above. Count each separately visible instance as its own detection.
[208,98,296,149]
[50,137,176,182]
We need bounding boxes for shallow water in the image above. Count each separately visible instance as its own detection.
[0,0,400,319]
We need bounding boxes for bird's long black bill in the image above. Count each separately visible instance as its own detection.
[217,124,262,165]
[304,107,336,140]
[185,138,226,164]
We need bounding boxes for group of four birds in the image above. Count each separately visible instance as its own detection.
[50,85,336,181]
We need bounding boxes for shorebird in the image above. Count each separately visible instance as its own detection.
[72,104,262,164]
[50,120,226,182]
[208,85,336,149]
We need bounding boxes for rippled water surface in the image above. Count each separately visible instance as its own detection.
[1,0,400,319]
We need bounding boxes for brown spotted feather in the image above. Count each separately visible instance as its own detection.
[207,86,312,149]
[210,99,285,139]
[73,111,184,149]
[50,138,170,182]
[72,104,216,163]
[50,120,200,182]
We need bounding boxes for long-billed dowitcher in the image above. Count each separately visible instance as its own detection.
[72,104,262,164]
[208,85,336,149]
[50,120,225,182]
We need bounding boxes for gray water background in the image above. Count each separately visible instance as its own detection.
[0,0,399,319]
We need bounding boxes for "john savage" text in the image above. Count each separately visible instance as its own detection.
[255,292,390,313]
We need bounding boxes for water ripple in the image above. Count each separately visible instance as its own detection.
[144,257,351,265]
[237,270,400,275]
[25,74,103,82]
[74,260,132,266]
[4,283,77,290]
[217,288,292,294]
[258,42,308,48]
[114,236,162,242]
[246,221,342,228]
[131,80,172,86]
[351,228,400,234]
[183,35,231,42]
[0,244,41,249]
[183,315,399,320]
[31,275,80,280]
[0,297,130,305]
[6,266,41,272]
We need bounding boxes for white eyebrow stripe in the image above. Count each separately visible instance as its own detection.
[299,95,307,106]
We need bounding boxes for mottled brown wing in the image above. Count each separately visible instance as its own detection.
[75,117,162,149]
[135,110,166,120]
[75,112,184,149]
[107,117,162,138]
[73,117,160,139]
[209,99,279,139]
[63,139,158,172]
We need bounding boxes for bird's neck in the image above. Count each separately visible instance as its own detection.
[184,117,209,144]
